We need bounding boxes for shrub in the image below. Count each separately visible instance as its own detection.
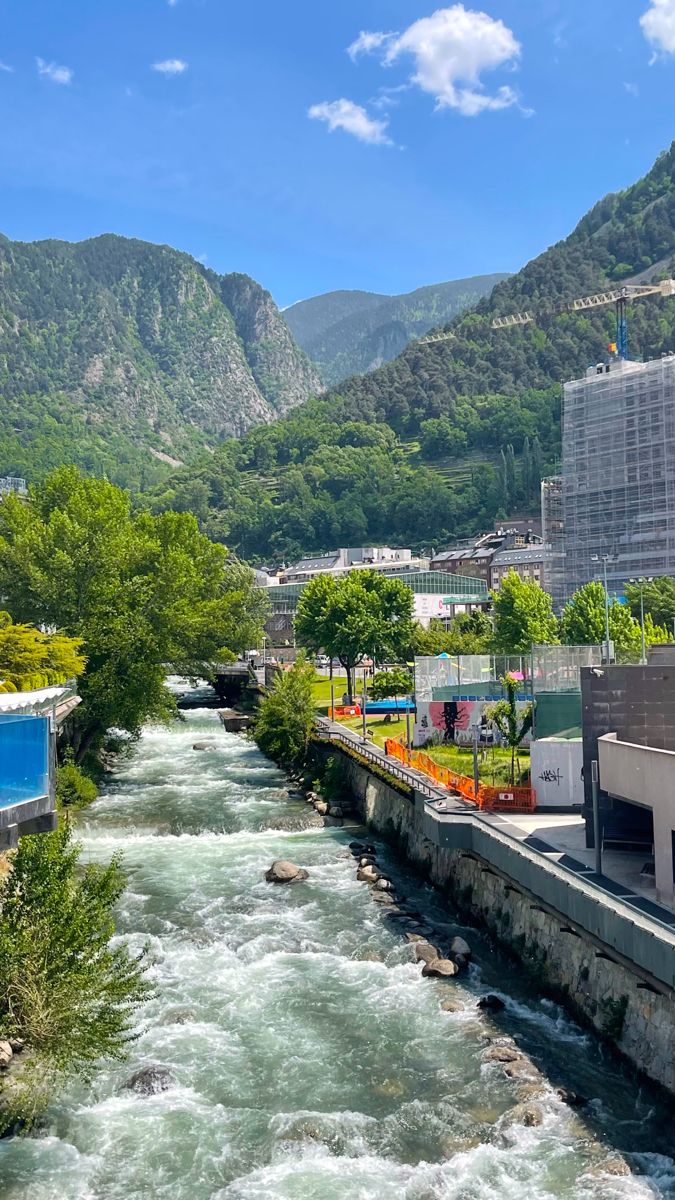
[0,822,150,1131]
[56,760,98,810]
[253,657,316,768]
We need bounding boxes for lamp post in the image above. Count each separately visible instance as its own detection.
[629,577,654,665]
[590,554,615,663]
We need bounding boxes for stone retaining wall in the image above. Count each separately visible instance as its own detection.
[315,743,675,1095]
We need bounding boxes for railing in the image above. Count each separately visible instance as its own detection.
[384,738,536,813]
[314,720,439,800]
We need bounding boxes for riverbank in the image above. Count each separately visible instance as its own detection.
[2,709,675,1198]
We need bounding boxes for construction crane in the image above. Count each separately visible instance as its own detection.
[491,279,675,359]
[416,278,675,359]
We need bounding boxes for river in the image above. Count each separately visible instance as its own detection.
[2,708,675,1199]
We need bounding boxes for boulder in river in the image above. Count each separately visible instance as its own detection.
[0,1041,13,1069]
[440,996,465,1013]
[414,942,440,965]
[314,800,329,816]
[556,1087,588,1108]
[265,860,309,884]
[192,741,217,751]
[328,804,343,818]
[503,1102,544,1128]
[422,957,459,979]
[358,855,377,868]
[449,936,472,968]
[124,1066,176,1096]
[374,877,394,892]
[349,842,366,854]
[478,993,506,1013]
[356,865,379,884]
[483,1043,520,1064]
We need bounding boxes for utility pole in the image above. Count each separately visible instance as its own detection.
[405,696,411,749]
[591,554,613,662]
[591,759,602,875]
[362,676,368,743]
[472,725,480,801]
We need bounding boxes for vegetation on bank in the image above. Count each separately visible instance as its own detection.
[253,657,316,768]
[0,466,268,765]
[0,822,150,1133]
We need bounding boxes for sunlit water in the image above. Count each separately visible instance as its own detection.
[2,708,675,1199]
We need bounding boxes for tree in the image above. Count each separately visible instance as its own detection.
[624,577,675,631]
[0,822,149,1131]
[0,613,84,693]
[485,674,533,785]
[491,571,559,653]
[370,667,414,701]
[295,571,415,699]
[0,468,268,762]
[253,657,316,768]
[561,581,644,659]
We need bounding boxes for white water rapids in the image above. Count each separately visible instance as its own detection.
[1,708,674,1198]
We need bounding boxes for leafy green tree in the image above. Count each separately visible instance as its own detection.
[0,822,149,1132]
[253,657,316,768]
[369,667,413,701]
[0,612,85,693]
[491,571,559,653]
[485,674,534,786]
[624,577,675,631]
[295,571,415,699]
[0,468,268,762]
[561,581,644,659]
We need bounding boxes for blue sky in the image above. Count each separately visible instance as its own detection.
[1,1,675,307]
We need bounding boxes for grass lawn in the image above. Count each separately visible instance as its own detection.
[312,674,349,710]
[338,713,410,749]
[425,742,530,787]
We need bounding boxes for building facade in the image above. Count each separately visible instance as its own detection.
[561,354,675,602]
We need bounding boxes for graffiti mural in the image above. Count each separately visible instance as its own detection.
[414,699,532,748]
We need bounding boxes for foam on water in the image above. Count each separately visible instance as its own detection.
[1,708,674,1199]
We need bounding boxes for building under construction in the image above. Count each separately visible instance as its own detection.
[561,353,675,602]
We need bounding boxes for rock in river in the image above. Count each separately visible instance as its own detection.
[124,1066,176,1096]
[422,957,459,978]
[192,742,217,751]
[0,1041,13,1069]
[478,994,506,1013]
[265,860,309,884]
[356,865,379,884]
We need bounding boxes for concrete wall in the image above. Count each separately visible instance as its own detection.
[598,733,674,905]
[530,738,583,809]
[315,742,675,1096]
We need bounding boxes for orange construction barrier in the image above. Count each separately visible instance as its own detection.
[329,705,361,719]
[383,739,536,813]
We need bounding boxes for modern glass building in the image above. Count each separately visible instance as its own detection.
[265,571,489,623]
[561,354,675,602]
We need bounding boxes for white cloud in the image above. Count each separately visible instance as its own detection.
[350,5,521,117]
[641,0,675,54]
[36,57,73,85]
[624,81,640,96]
[152,58,188,76]
[308,98,391,145]
[347,31,393,62]
[0,61,13,73]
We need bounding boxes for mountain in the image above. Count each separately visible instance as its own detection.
[0,233,321,488]
[148,143,675,563]
[284,275,509,385]
[332,144,675,431]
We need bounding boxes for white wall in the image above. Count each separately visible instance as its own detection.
[531,738,584,809]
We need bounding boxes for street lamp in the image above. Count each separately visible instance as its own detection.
[629,577,654,665]
[590,554,617,663]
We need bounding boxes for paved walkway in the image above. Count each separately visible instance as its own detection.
[316,718,675,934]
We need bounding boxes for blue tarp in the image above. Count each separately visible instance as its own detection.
[365,699,415,713]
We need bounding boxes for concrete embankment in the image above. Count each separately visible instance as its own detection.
[312,738,675,1096]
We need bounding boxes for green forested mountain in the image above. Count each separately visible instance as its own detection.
[148,143,675,562]
[285,275,509,385]
[0,233,321,489]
